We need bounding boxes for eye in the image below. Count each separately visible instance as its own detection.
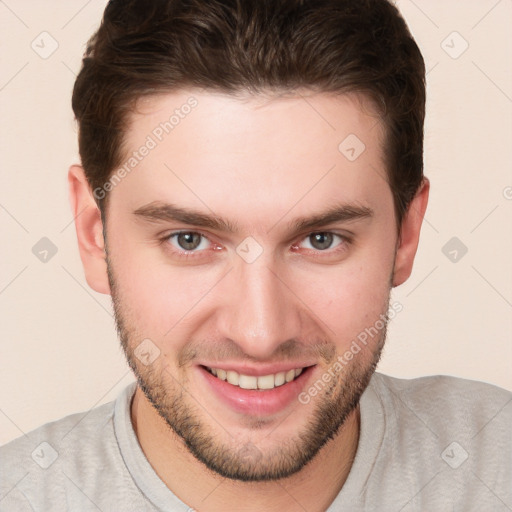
[299,232,345,251]
[168,231,211,252]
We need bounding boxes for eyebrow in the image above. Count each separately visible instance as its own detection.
[133,201,373,234]
[133,202,238,232]
[289,203,373,233]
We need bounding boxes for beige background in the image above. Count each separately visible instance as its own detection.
[1,0,511,445]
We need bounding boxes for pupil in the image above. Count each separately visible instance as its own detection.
[178,232,200,250]
[311,232,333,250]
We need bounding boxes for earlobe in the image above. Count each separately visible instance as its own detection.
[392,177,430,287]
[68,165,111,295]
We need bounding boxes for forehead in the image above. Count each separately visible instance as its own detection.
[112,89,391,229]
[127,88,383,150]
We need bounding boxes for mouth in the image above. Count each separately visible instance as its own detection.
[198,364,316,416]
[203,365,305,390]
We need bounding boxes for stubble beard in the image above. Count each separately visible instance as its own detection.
[107,257,388,482]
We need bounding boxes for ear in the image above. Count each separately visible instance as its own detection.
[68,165,111,295]
[392,177,430,287]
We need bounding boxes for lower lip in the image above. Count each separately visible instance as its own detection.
[197,365,315,416]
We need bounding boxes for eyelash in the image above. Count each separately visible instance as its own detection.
[160,230,352,259]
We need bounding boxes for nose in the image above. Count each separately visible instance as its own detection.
[215,256,303,360]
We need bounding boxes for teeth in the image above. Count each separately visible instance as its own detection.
[285,369,295,383]
[257,374,275,390]
[226,370,239,386]
[239,375,258,390]
[274,372,285,386]
[208,366,304,390]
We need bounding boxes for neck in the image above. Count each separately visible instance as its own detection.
[131,387,360,512]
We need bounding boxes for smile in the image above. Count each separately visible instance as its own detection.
[199,364,316,415]
[205,366,304,390]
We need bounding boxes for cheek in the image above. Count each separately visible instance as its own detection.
[297,250,393,346]
[108,238,220,339]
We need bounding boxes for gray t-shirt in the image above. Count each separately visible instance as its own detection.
[1,372,511,511]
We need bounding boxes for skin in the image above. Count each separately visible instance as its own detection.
[68,89,429,512]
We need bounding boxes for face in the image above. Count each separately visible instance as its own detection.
[102,89,399,481]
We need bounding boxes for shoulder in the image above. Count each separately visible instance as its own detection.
[0,397,117,465]
[370,371,511,419]
[369,372,512,462]
[371,371,512,400]
[0,385,135,510]
[370,372,511,431]
[359,373,512,506]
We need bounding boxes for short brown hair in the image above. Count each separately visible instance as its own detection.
[72,0,425,228]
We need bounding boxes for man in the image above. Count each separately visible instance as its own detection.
[1,0,510,510]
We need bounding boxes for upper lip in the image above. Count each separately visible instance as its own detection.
[199,362,316,377]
